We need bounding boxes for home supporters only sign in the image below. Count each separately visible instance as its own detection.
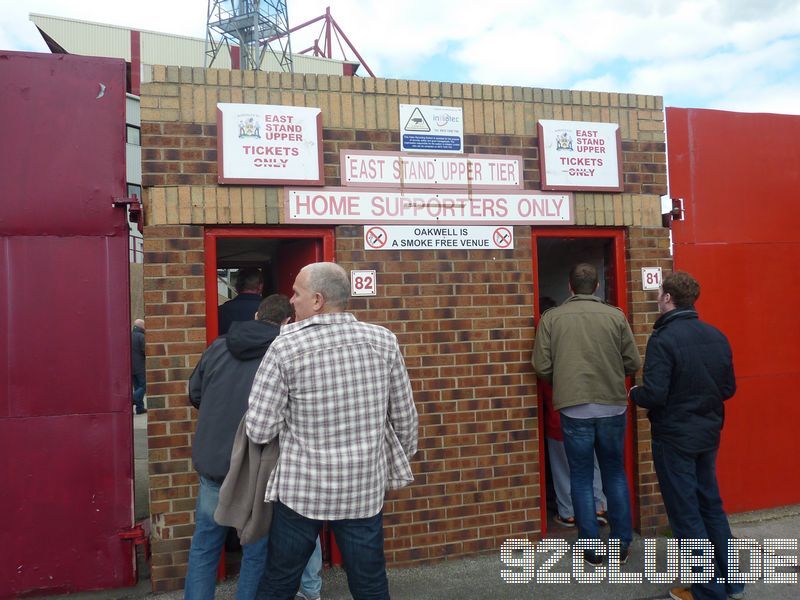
[285,189,573,225]
[538,119,623,191]
[217,103,324,185]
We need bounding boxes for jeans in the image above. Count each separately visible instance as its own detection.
[132,373,146,413]
[560,412,633,548]
[185,477,322,600]
[547,437,606,518]
[258,501,389,600]
[652,440,745,600]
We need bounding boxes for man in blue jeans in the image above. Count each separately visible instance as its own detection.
[533,263,641,565]
[187,475,322,600]
[247,263,418,600]
[631,272,743,600]
[185,295,322,600]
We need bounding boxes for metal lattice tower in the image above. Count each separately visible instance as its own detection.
[205,0,293,72]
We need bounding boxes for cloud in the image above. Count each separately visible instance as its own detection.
[3,0,799,115]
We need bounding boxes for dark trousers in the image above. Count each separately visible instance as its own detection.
[132,373,146,413]
[652,439,744,600]
[257,501,389,600]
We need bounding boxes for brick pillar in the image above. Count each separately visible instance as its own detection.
[143,223,206,591]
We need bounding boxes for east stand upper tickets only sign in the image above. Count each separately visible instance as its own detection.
[217,103,324,185]
[538,120,623,192]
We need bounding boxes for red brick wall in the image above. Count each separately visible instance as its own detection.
[140,68,672,591]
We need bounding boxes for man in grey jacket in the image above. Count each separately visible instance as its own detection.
[533,263,641,565]
[185,295,322,600]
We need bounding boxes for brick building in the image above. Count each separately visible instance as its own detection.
[140,65,672,592]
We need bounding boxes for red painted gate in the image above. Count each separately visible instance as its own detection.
[0,52,135,596]
[666,107,800,512]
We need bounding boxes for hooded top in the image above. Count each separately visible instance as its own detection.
[189,320,280,481]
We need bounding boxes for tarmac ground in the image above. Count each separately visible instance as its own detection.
[35,412,800,600]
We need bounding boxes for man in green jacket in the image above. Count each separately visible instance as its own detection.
[533,263,641,566]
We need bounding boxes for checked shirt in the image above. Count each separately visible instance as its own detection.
[246,312,418,521]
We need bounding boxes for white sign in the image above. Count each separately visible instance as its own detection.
[364,225,514,251]
[538,120,623,191]
[350,270,376,296]
[400,104,463,153]
[341,151,522,188]
[217,103,323,185]
[285,188,573,225]
[642,267,663,290]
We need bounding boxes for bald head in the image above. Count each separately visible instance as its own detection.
[291,262,349,321]
[133,319,145,330]
[304,262,349,308]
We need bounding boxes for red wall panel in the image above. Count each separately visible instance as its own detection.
[667,107,800,512]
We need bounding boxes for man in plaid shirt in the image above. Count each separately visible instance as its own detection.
[247,262,418,600]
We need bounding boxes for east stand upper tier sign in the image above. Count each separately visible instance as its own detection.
[217,103,324,185]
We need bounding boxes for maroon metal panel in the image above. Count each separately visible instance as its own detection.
[0,51,127,237]
[130,30,141,96]
[0,52,134,596]
[666,107,800,513]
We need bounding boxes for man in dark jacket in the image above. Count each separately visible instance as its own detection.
[219,267,264,335]
[185,294,324,600]
[131,319,147,414]
[631,272,742,600]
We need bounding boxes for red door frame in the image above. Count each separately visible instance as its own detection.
[204,226,335,345]
[530,227,637,536]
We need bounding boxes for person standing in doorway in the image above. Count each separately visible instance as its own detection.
[185,295,323,600]
[247,262,418,600]
[219,267,264,335]
[538,297,608,529]
[131,318,147,415]
[532,263,640,565]
[631,272,743,600]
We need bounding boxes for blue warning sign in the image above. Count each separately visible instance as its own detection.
[402,134,462,151]
[399,104,464,154]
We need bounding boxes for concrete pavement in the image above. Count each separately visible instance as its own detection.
[42,503,800,599]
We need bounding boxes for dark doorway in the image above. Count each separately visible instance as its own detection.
[204,227,335,342]
[530,228,635,536]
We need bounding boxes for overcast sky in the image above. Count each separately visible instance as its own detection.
[2,0,799,115]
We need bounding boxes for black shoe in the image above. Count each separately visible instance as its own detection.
[136,408,148,414]
[584,549,604,567]
[554,514,576,527]
[620,544,629,565]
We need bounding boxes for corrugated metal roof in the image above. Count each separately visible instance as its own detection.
[30,13,356,75]
[31,14,130,60]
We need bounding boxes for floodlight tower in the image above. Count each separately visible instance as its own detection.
[205,0,293,72]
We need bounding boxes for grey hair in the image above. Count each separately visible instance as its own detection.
[304,262,349,309]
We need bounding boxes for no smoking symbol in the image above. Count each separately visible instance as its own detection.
[493,227,512,248]
[365,226,388,249]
